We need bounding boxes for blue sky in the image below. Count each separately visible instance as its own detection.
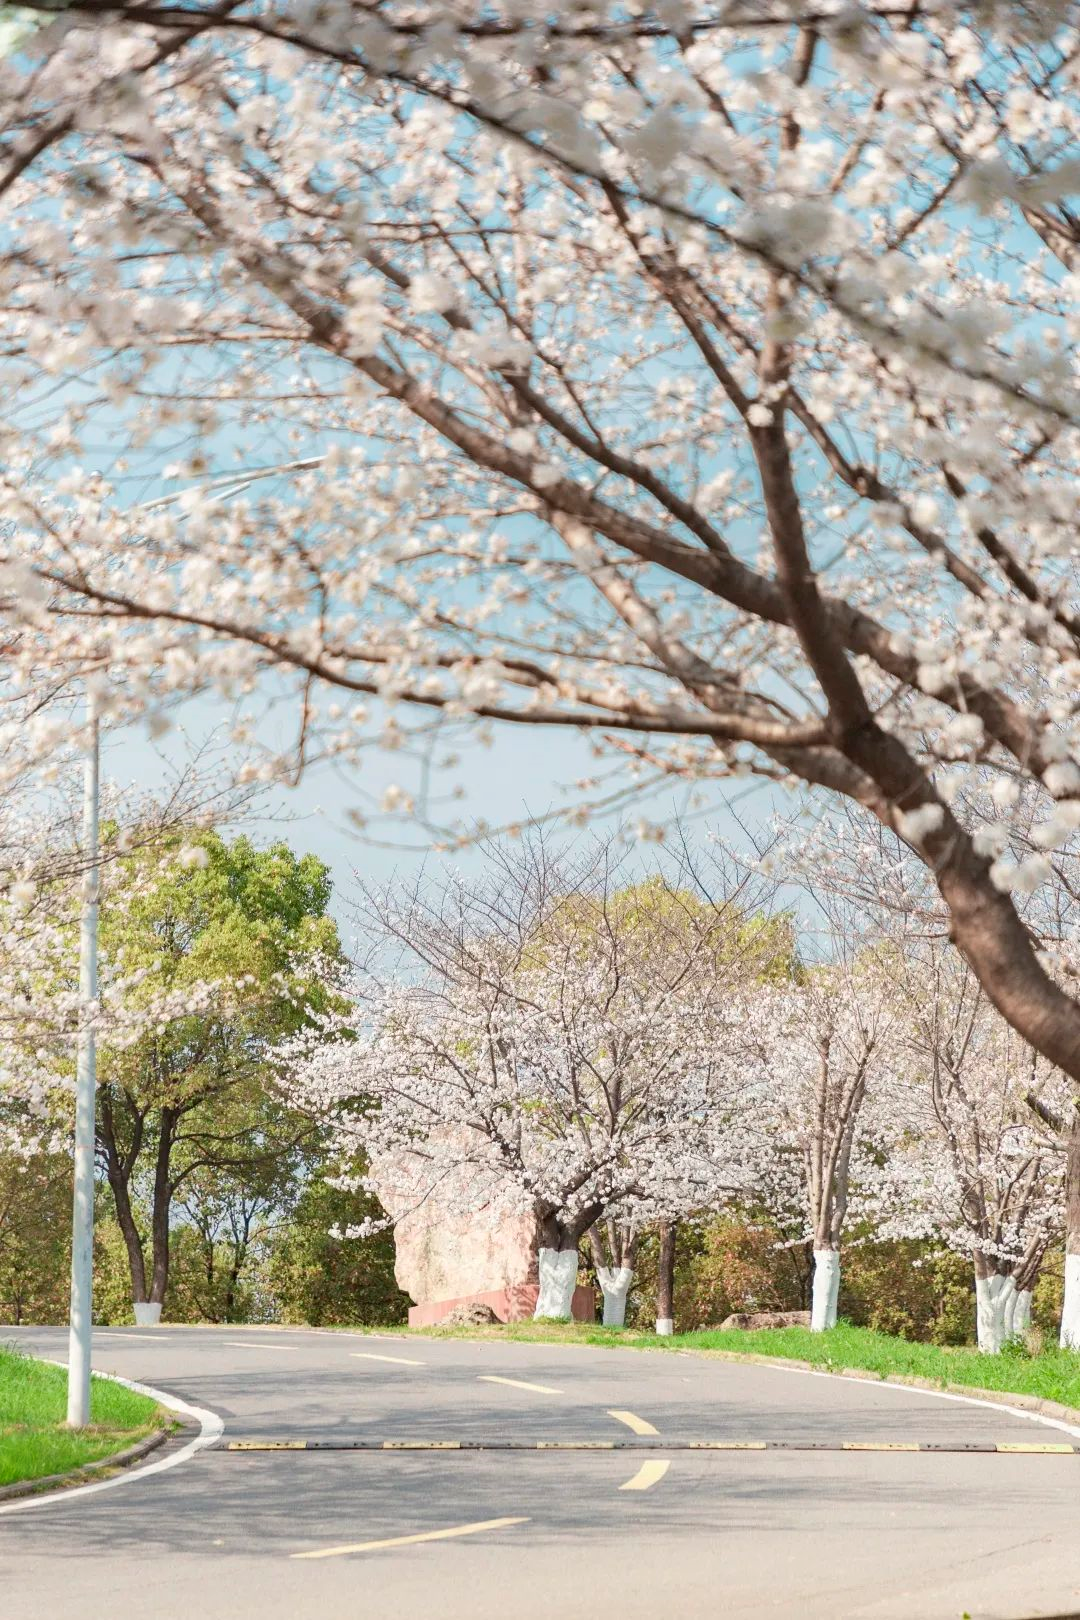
[102,691,783,935]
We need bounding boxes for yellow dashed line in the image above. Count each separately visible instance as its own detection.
[619,1460,671,1492]
[224,1341,299,1352]
[607,1409,659,1436]
[291,1517,529,1560]
[478,1375,563,1395]
[351,1352,426,1367]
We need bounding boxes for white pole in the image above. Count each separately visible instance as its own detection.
[66,699,99,1428]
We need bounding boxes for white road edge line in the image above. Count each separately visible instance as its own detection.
[0,1362,224,1518]
[747,1360,1080,1443]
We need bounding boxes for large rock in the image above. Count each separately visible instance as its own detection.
[369,1143,595,1325]
[369,1151,539,1312]
[718,1310,812,1331]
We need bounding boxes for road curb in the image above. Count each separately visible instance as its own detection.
[0,1425,172,1504]
[0,1363,225,1517]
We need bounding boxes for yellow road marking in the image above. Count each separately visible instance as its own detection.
[478,1375,563,1395]
[291,1516,529,1560]
[607,1409,659,1437]
[224,1341,299,1351]
[842,1442,921,1452]
[351,1352,426,1367]
[996,1442,1076,1453]
[96,1331,170,1342]
[619,1460,671,1492]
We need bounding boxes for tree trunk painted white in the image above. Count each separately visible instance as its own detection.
[134,1301,163,1326]
[1012,1289,1033,1339]
[655,1318,674,1336]
[1060,1253,1080,1350]
[810,1248,841,1332]
[534,1248,578,1319]
[595,1265,633,1327]
[975,1271,1016,1354]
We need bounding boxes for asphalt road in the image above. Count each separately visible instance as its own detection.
[2,1324,1079,1620]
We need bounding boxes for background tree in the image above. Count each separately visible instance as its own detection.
[866,946,1064,1352]
[266,1169,408,1329]
[0,1150,70,1324]
[286,838,774,1320]
[741,945,901,1331]
[94,829,342,1321]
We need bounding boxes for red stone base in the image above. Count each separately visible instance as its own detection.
[408,1284,596,1327]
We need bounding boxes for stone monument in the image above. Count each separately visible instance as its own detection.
[370,1148,595,1326]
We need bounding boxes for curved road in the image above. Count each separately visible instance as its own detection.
[1,1324,1078,1619]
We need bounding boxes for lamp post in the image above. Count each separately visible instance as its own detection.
[66,698,99,1428]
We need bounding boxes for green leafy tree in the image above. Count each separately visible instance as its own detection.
[267,1171,408,1328]
[0,1151,71,1324]
[95,831,341,1315]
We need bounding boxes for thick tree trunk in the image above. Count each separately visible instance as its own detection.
[810,1248,841,1332]
[1061,1125,1080,1349]
[656,1220,676,1335]
[974,1256,1016,1354]
[596,1265,633,1327]
[98,1097,149,1304]
[534,1248,579,1318]
[111,1179,149,1305]
[225,1261,240,1324]
[148,1107,178,1308]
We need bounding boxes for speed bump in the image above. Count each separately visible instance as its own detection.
[220,1438,1080,1454]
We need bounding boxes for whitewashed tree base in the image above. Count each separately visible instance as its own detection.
[1060,1254,1080,1350]
[534,1248,578,1319]
[133,1302,163,1326]
[655,1318,674,1336]
[1011,1289,1032,1339]
[810,1249,840,1332]
[596,1265,633,1327]
[975,1271,1016,1354]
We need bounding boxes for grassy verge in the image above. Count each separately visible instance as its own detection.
[0,1345,167,1487]
[400,1319,1080,1413]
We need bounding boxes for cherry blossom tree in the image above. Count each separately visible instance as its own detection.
[284,837,770,1320]
[655,1219,678,1337]
[2,7,1080,1103]
[866,945,1065,1352]
[741,946,902,1331]
[772,802,1080,1345]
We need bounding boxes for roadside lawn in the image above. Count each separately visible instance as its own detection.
[0,1345,166,1487]
[404,1319,1080,1413]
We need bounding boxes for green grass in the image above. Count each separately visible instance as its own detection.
[402,1319,1080,1412]
[0,1345,166,1488]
